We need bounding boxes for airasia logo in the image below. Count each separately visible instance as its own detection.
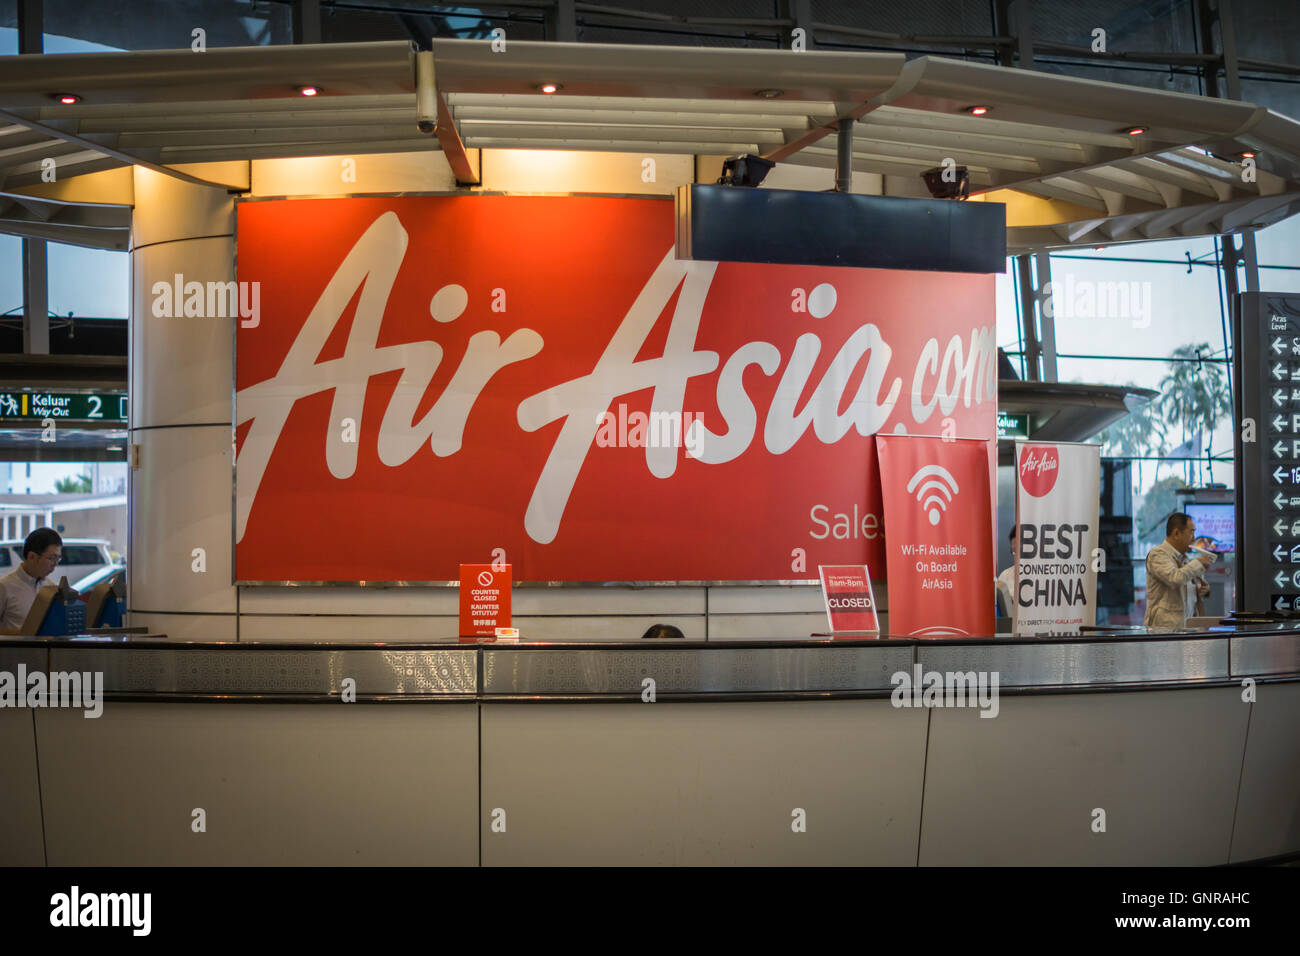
[1018,445,1059,497]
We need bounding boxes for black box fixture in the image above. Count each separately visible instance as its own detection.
[675,185,1006,274]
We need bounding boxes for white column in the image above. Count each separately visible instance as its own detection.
[128,164,249,640]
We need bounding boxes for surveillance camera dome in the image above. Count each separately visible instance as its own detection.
[417,120,436,134]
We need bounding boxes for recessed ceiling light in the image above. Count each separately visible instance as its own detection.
[965,105,990,116]
[537,83,562,94]
[297,85,319,97]
[1125,126,1147,136]
[52,93,81,105]
[755,89,784,99]
[1241,151,1256,160]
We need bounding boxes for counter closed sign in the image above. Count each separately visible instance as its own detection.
[459,564,511,637]
[817,565,880,634]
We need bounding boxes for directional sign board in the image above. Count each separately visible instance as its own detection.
[1236,293,1300,613]
[997,411,1030,440]
[0,391,127,423]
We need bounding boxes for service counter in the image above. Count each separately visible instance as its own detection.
[2,627,1297,866]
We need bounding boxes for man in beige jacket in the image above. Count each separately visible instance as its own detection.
[1144,513,1214,629]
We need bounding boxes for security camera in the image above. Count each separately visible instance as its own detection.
[417,119,436,135]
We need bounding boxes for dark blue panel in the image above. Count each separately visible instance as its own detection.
[676,185,1006,274]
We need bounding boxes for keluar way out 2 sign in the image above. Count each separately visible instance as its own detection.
[234,196,996,583]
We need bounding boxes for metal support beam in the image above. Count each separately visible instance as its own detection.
[1240,231,1259,293]
[19,0,48,358]
[1034,252,1056,381]
[549,0,577,43]
[292,0,322,45]
[994,0,1034,69]
[834,118,853,192]
[22,236,49,355]
[1217,0,1242,99]
[1016,255,1041,381]
[18,0,42,55]
[778,0,815,50]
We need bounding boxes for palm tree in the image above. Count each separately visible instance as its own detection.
[1156,343,1231,484]
[1097,397,1166,486]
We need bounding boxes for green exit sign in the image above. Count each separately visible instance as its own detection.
[0,391,127,423]
[997,412,1029,439]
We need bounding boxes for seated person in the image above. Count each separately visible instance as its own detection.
[0,528,63,635]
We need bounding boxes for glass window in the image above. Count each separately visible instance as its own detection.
[1255,215,1300,268]
[0,234,21,320]
[1048,238,1229,359]
[47,242,129,319]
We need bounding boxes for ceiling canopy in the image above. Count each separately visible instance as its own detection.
[0,38,1297,252]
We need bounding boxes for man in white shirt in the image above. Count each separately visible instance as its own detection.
[0,528,63,634]
[1144,513,1213,630]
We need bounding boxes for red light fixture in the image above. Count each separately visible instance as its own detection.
[538,83,561,94]
[297,85,319,97]
[965,105,990,116]
[1241,151,1256,160]
[52,93,81,105]
[1125,126,1147,136]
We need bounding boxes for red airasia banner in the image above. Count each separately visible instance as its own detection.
[235,196,996,582]
[876,436,994,636]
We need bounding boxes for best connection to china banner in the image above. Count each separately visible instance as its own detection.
[1013,441,1101,635]
[234,196,996,582]
[876,435,994,637]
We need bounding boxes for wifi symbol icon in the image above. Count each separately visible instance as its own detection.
[906,465,960,526]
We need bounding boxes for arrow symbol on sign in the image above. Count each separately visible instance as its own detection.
[1274,389,1287,407]
[1275,441,1288,456]
[1275,545,1287,561]
[1274,415,1289,431]
[1278,596,1290,610]
[1276,571,1289,588]
[1276,518,1288,535]
[1276,492,1288,509]
[1274,363,1289,380]
[1273,337,1288,355]
[1275,466,1289,484]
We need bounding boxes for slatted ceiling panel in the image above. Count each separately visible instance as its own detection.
[0,189,130,250]
[457,121,785,146]
[445,92,840,117]
[468,137,767,155]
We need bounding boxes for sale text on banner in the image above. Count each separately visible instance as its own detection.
[817,564,880,634]
[876,435,994,637]
[234,196,996,582]
[459,564,512,637]
[1013,442,1100,635]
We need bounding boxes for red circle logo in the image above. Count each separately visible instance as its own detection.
[1018,445,1059,498]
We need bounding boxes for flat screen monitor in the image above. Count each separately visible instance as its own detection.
[1186,503,1235,554]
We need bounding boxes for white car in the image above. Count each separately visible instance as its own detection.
[0,538,117,585]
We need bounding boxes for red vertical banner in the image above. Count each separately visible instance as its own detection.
[876,436,994,637]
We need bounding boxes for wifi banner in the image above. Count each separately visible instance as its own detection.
[876,435,994,637]
[1013,441,1100,635]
